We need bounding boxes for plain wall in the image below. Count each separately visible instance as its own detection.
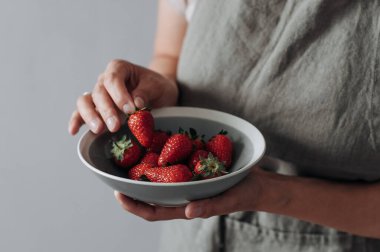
[0,1,163,251]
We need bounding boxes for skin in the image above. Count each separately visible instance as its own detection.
[68,0,185,135]
[69,0,380,239]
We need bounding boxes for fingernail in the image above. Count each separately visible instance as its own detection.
[134,96,145,109]
[114,190,119,198]
[106,116,117,131]
[123,103,134,114]
[89,119,100,132]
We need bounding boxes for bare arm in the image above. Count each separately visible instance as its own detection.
[115,166,380,239]
[256,170,380,238]
[149,0,187,81]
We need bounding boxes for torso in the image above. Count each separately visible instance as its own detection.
[160,0,380,251]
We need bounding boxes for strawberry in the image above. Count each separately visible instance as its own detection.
[140,152,159,167]
[111,135,142,168]
[158,130,193,166]
[188,149,209,170]
[128,163,153,180]
[144,164,193,183]
[194,153,228,179]
[128,108,154,148]
[206,130,233,168]
[189,128,205,150]
[147,130,171,154]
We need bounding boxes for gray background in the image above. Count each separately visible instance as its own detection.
[0,1,163,251]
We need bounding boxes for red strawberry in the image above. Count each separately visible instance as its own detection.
[140,152,159,167]
[128,163,153,180]
[147,130,171,154]
[128,108,154,148]
[194,153,228,179]
[189,128,205,150]
[144,164,193,183]
[206,130,233,168]
[188,149,209,170]
[158,130,193,166]
[111,135,142,168]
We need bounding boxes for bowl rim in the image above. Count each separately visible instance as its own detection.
[77,106,266,187]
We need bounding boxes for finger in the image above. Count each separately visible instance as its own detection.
[185,190,239,219]
[130,83,158,110]
[68,110,84,135]
[129,74,155,109]
[103,61,136,114]
[114,191,187,221]
[92,84,121,132]
[132,95,147,109]
[76,94,104,134]
[185,168,261,219]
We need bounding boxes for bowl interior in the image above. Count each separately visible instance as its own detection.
[87,117,253,180]
[80,107,264,183]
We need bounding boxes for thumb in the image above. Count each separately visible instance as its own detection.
[130,81,165,109]
[130,75,161,109]
[131,68,178,109]
[131,91,148,109]
[185,193,238,219]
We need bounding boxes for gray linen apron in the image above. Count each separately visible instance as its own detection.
[159,0,380,251]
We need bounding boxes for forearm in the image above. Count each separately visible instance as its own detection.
[257,170,380,238]
[148,55,178,82]
[144,0,186,106]
[148,0,187,83]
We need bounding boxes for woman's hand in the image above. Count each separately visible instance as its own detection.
[114,163,380,239]
[114,166,265,221]
[68,59,179,135]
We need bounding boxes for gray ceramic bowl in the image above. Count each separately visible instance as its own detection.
[77,106,266,206]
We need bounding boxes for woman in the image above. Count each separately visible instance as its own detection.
[69,0,380,251]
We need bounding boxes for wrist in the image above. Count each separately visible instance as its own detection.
[253,168,293,213]
[148,55,178,82]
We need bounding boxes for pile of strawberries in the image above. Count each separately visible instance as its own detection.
[110,108,234,183]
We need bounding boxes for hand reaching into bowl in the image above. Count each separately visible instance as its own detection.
[68,59,179,135]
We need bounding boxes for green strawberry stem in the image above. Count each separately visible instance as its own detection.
[111,135,133,161]
[128,106,152,115]
[178,127,185,134]
[191,174,203,181]
[189,127,197,139]
[219,129,228,135]
[198,153,228,177]
[139,175,150,182]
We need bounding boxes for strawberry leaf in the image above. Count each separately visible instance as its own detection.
[219,129,228,135]
[189,127,197,139]
[139,175,150,182]
[178,127,185,134]
[110,135,133,160]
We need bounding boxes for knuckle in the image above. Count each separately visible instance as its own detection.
[91,86,102,99]
[97,73,104,83]
[91,91,97,101]
[71,110,78,119]
[76,96,85,107]
[103,72,119,86]
[99,107,115,118]
[107,59,124,69]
